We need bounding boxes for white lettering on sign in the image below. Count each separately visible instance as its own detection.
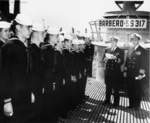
[99,19,147,29]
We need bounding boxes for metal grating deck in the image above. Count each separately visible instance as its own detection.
[60,78,150,123]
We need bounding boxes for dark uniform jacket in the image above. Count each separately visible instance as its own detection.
[1,37,29,98]
[70,51,79,77]
[104,47,124,86]
[63,49,72,76]
[0,40,5,69]
[77,50,86,78]
[41,43,55,84]
[104,47,124,73]
[0,41,4,47]
[28,43,43,92]
[53,49,65,78]
[0,40,5,96]
[84,44,94,61]
[126,45,148,79]
[125,45,148,97]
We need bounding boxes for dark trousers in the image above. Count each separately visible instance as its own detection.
[127,78,142,108]
[105,83,120,105]
[0,103,12,123]
[53,72,66,117]
[113,87,120,105]
[0,99,5,122]
[80,74,87,98]
[86,60,93,77]
[7,91,31,123]
[64,73,73,110]
[105,71,121,105]
[32,88,43,121]
[42,89,57,122]
[42,73,58,121]
[105,82,112,103]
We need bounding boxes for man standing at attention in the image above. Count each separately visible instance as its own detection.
[125,33,148,109]
[1,13,32,122]
[103,36,124,107]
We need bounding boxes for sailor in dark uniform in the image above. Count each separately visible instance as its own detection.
[61,34,73,113]
[62,34,74,111]
[53,33,67,118]
[103,36,124,106]
[70,39,81,108]
[76,39,87,104]
[0,20,11,122]
[84,38,94,77]
[125,33,148,109]
[40,28,58,121]
[1,14,32,122]
[29,22,45,120]
[80,38,94,102]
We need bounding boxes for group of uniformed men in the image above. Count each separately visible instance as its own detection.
[103,34,148,110]
[0,12,148,123]
[0,13,94,122]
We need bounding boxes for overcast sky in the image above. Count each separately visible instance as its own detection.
[21,0,150,32]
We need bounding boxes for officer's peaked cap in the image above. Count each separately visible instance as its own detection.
[130,33,142,40]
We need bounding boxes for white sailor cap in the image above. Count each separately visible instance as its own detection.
[78,39,85,44]
[72,39,80,44]
[64,34,73,40]
[0,21,11,29]
[77,31,84,37]
[32,22,45,32]
[58,35,65,42]
[61,27,75,34]
[84,32,90,38]
[130,33,142,40]
[15,13,32,26]
[72,39,85,45]
[47,28,58,35]
[110,36,119,42]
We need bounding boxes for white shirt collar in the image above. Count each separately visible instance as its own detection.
[111,46,117,51]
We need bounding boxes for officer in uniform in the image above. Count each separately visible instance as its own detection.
[0,20,11,122]
[125,33,147,109]
[1,14,32,122]
[103,36,124,106]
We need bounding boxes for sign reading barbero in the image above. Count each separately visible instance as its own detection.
[99,19,147,29]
